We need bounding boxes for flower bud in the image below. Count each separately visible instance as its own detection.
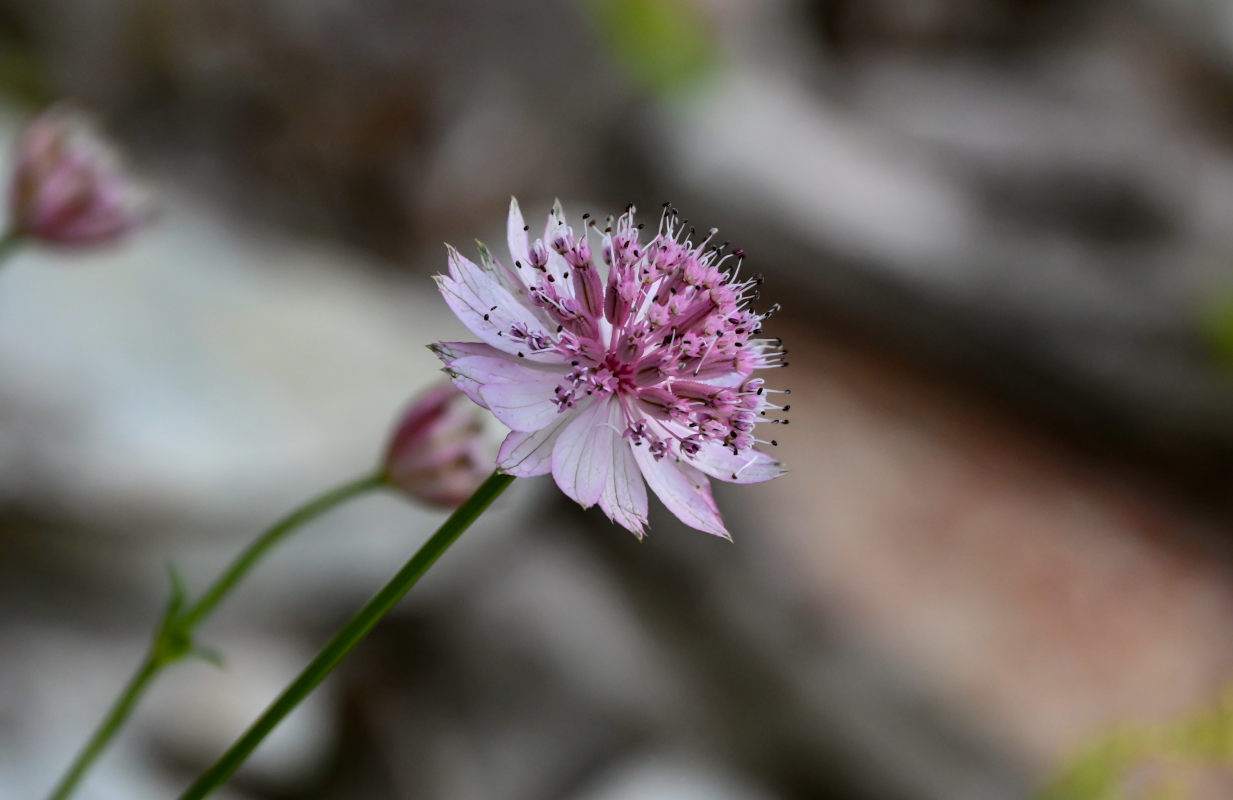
[382,382,492,508]
[8,105,152,246]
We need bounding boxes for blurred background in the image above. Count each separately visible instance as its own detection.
[1,0,1233,798]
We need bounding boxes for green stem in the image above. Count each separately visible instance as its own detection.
[180,473,387,628]
[177,471,515,800]
[44,655,161,800]
[45,471,387,800]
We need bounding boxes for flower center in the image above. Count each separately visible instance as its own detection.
[523,203,789,457]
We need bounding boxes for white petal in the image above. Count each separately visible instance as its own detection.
[550,397,620,508]
[507,196,530,267]
[430,341,506,361]
[497,400,589,476]
[598,436,648,537]
[690,444,787,484]
[632,446,730,539]
[475,239,527,300]
[542,199,576,299]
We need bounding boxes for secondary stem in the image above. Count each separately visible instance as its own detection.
[181,473,387,628]
[177,471,515,800]
[45,471,387,800]
[44,655,160,800]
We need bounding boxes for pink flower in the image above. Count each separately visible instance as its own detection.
[432,199,788,538]
[8,105,151,246]
[383,381,494,508]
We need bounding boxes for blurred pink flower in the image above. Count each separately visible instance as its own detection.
[432,198,788,538]
[8,105,151,246]
[383,381,493,508]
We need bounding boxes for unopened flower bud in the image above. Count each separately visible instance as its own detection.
[8,105,152,246]
[382,382,492,508]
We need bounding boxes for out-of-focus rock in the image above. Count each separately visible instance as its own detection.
[0,0,631,256]
[0,106,540,799]
[574,755,781,800]
[0,629,246,800]
[647,7,1233,470]
[0,105,535,610]
[143,635,331,787]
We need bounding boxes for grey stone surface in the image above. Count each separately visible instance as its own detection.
[2,2,1232,799]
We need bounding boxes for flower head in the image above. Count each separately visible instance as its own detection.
[8,105,152,246]
[432,199,788,538]
[383,381,493,508]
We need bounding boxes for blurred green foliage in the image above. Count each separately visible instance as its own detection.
[1040,692,1233,799]
[589,0,719,95]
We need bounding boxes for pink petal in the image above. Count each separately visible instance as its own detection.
[632,446,731,539]
[598,438,648,537]
[449,353,561,421]
[551,397,617,507]
[430,341,510,408]
[435,271,556,363]
[447,356,565,431]
[690,444,787,484]
[478,387,561,432]
[497,402,587,476]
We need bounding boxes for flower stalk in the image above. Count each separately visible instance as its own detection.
[45,472,387,800]
[177,470,515,800]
